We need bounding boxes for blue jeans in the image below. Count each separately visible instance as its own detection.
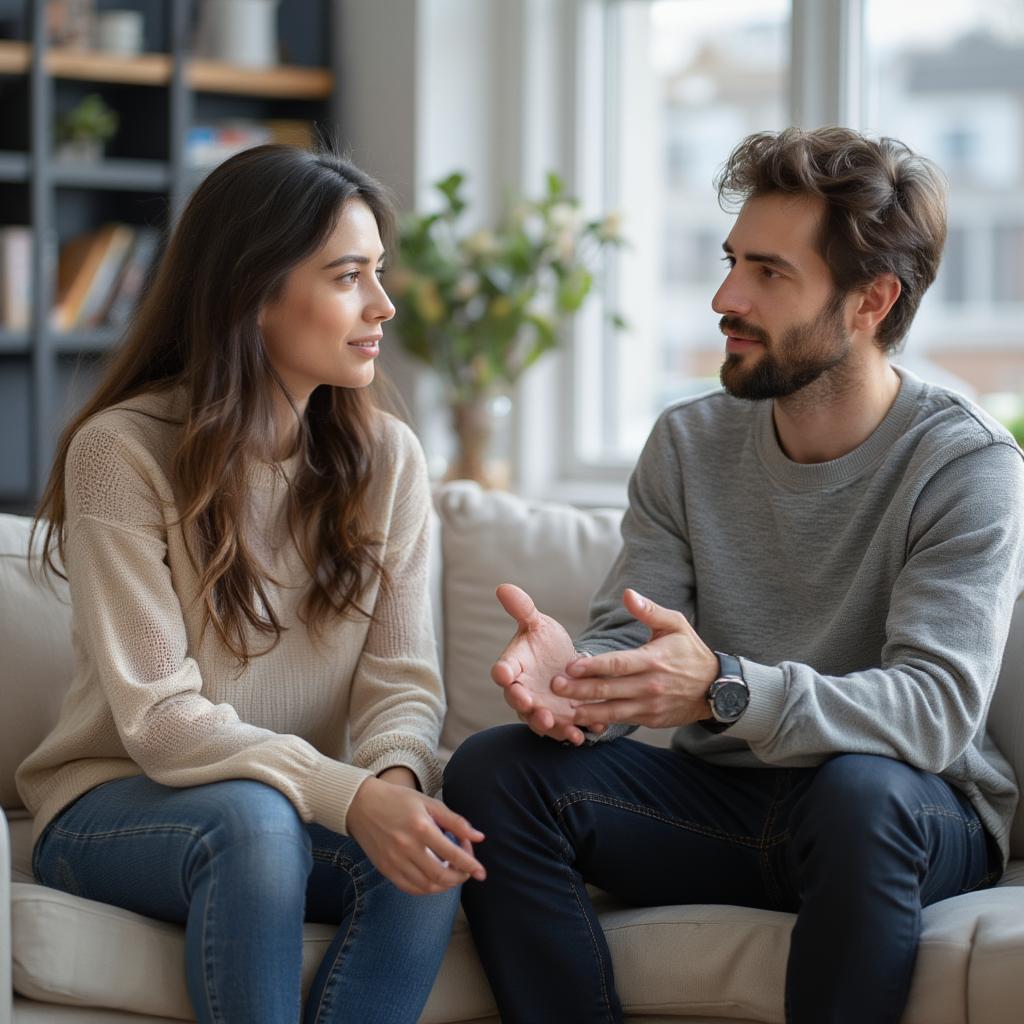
[443,725,999,1024]
[33,776,460,1024]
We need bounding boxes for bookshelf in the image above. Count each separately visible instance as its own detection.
[0,0,342,513]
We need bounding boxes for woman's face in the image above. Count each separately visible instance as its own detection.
[259,197,395,400]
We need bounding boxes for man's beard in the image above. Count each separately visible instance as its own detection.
[719,291,851,401]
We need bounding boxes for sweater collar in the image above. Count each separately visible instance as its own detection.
[753,364,926,491]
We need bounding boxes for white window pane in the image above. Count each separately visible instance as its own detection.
[864,1,1024,395]
[577,0,790,466]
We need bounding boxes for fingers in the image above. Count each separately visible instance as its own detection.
[423,827,486,882]
[492,654,525,687]
[552,672,653,703]
[428,799,486,848]
[623,588,688,633]
[565,648,647,679]
[504,681,534,713]
[525,707,586,746]
[572,698,646,728]
[495,583,540,629]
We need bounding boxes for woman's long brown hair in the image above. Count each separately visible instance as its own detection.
[32,145,400,664]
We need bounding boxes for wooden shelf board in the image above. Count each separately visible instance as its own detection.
[52,157,170,191]
[0,39,29,75]
[188,59,332,99]
[0,43,332,98]
[47,47,172,86]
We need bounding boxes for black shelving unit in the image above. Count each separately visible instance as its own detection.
[0,0,341,514]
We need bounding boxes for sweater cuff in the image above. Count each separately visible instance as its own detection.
[303,758,374,837]
[353,734,443,797]
[726,659,787,744]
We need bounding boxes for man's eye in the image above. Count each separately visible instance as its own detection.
[720,255,735,269]
[761,266,779,280]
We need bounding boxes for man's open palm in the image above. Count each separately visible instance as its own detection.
[491,584,588,745]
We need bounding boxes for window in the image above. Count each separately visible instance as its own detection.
[550,0,1024,497]
[572,0,791,472]
[864,0,1024,396]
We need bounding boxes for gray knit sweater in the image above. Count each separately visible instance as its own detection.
[578,366,1024,866]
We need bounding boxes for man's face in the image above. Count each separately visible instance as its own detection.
[712,193,852,401]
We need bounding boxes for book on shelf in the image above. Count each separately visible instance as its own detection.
[104,227,161,327]
[52,223,134,331]
[186,119,315,168]
[0,225,31,331]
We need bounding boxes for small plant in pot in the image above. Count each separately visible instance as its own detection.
[56,93,119,162]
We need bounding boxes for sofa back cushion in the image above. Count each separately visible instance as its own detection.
[0,514,74,810]
[990,597,1024,856]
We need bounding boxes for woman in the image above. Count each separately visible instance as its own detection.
[16,145,485,1024]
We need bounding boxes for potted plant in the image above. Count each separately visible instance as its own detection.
[56,93,119,162]
[391,171,624,487]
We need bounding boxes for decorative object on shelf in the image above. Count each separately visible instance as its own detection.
[186,119,314,168]
[391,171,625,488]
[47,0,95,50]
[93,9,144,57]
[196,0,281,69]
[55,93,119,162]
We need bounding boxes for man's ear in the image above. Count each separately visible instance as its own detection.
[851,273,901,335]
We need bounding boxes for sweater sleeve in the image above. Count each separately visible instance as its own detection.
[576,410,695,743]
[728,441,1024,771]
[63,423,371,835]
[346,422,446,796]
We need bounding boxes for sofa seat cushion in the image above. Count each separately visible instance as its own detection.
[12,866,1024,1024]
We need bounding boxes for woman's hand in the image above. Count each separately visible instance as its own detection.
[346,775,486,896]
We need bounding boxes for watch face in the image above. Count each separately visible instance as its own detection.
[713,679,749,721]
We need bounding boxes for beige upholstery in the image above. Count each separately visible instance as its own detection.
[3,483,1024,1023]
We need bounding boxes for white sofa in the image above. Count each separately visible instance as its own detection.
[3,480,1024,1023]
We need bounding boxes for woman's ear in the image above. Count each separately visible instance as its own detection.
[851,273,901,336]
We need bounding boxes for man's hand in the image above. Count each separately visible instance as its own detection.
[491,583,589,745]
[552,588,719,729]
[346,775,486,896]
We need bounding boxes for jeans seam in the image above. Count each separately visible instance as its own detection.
[565,853,616,1023]
[309,864,363,1024]
[200,838,224,1024]
[553,789,771,849]
[758,771,792,910]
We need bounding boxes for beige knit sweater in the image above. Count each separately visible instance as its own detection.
[16,388,445,842]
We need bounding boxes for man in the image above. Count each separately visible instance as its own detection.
[442,126,1024,1024]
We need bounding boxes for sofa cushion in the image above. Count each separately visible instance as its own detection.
[12,870,1024,1024]
[0,514,74,811]
[989,597,1024,857]
[433,482,673,755]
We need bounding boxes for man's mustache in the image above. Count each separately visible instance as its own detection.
[719,316,769,345]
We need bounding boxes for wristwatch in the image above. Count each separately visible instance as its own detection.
[701,652,750,734]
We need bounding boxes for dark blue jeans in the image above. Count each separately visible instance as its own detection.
[443,725,999,1024]
[33,776,460,1024]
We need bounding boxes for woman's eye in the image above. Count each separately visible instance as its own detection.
[336,271,359,284]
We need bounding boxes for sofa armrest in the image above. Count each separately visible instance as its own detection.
[0,807,12,1024]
